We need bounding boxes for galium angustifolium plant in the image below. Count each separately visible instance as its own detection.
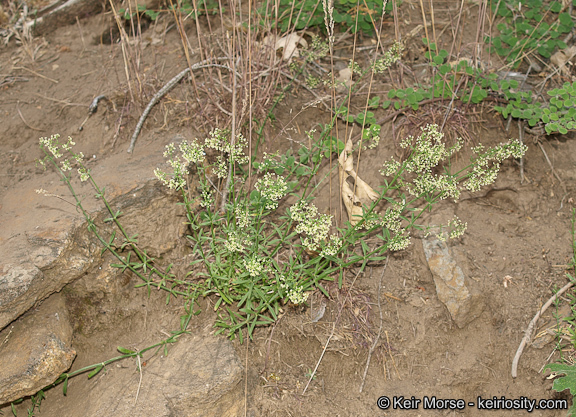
[38,123,526,342]
[153,128,340,339]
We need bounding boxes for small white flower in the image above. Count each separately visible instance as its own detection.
[224,231,249,253]
[290,201,333,252]
[78,167,90,182]
[320,234,341,257]
[60,159,72,172]
[180,139,205,164]
[255,173,288,210]
[234,205,251,229]
[242,256,266,277]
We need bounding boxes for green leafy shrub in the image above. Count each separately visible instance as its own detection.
[118,0,219,22]
[259,0,394,35]
[494,81,576,134]
[488,0,574,67]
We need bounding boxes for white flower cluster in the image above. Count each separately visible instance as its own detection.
[290,201,335,254]
[155,129,250,191]
[388,231,411,251]
[39,134,63,158]
[382,205,403,233]
[320,234,341,257]
[359,205,410,251]
[255,173,288,210]
[427,216,468,242]
[204,128,249,165]
[349,60,362,75]
[463,141,527,192]
[400,124,461,174]
[383,124,527,201]
[373,41,404,73]
[279,275,309,304]
[234,205,251,229]
[180,139,206,164]
[381,125,461,200]
[39,134,89,182]
[225,230,249,253]
[380,156,401,177]
[285,287,309,304]
[213,155,228,179]
[242,255,268,277]
[154,145,188,191]
[199,186,213,208]
[448,216,467,239]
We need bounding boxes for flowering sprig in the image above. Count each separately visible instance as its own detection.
[39,134,89,182]
[373,41,404,73]
[255,173,288,210]
[204,128,248,165]
[463,141,527,192]
[290,201,336,255]
[374,123,526,251]
[381,124,527,201]
[155,130,250,206]
[242,255,268,277]
[279,274,309,304]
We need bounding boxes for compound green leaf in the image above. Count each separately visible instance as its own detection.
[559,12,573,27]
[544,363,576,397]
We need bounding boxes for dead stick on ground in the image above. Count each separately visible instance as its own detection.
[134,352,143,404]
[537,140,567,195]
[512,281,574,378]
[359,257,389,393]
[518,120,525,183]
[127,57,232,154]
[303,269,363,394]
[244,333,249,417]
[13,66,58,84]
[17,102,44,132]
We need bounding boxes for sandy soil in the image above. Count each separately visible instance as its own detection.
[1,1,576,416]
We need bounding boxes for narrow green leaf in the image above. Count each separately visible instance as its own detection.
[88,364,103,378]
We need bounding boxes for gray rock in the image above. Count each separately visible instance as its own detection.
[0,293,76,404]
[0,217,97,332]
[91,331,244,417]
[0,181,184,333]
[422,238,484,328]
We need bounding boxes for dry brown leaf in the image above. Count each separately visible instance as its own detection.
[348,169,379,203]
[338,138,354,172]
[551,46,576,75]
[336,67,353,92]
[341,180,364,226]
[274,33,308,61]
[338,138,378,225]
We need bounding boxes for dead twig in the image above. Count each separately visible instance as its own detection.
[17,102,44,132]
[134,352,143,404]
[12,66,58,84]
[537,140,567,195]
[512,281,574,378]
[244,332,249,417]
[303,269,363,394]
[359,258,389,393]
[127,57,232,153]
[518,119,525,183]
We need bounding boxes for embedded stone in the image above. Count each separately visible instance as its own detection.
[0,293,76,404]
[422,237,484,328]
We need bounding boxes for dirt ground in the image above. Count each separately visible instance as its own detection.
[2,1,576,416]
